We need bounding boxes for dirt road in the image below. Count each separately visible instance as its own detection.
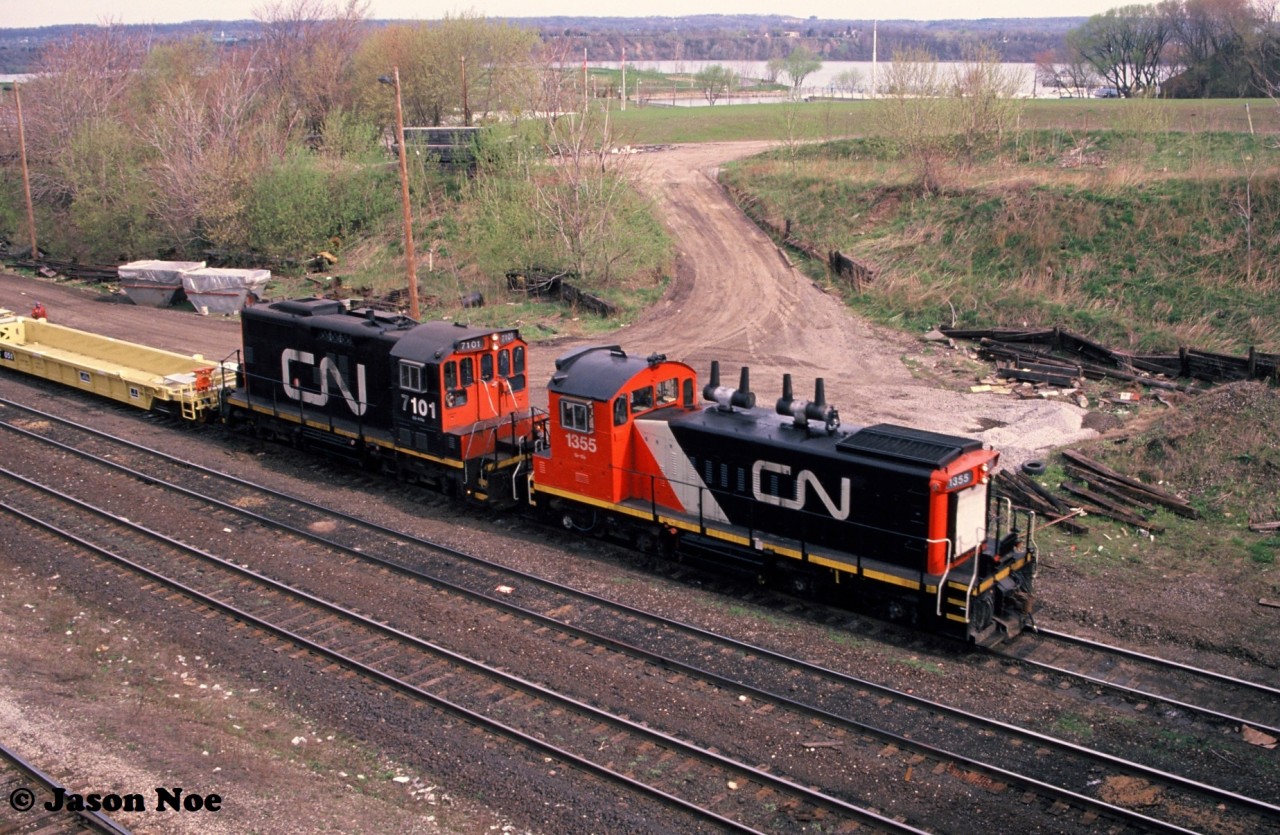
[0,141,1093,465]
[620,142,1095,465]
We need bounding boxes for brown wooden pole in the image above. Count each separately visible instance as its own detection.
[461,55,469,127]
[15,83,37,257]
[390,67,419,320]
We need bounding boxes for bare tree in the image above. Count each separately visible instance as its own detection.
[874,45,1026,193]
[764,55,785,84]
[536,109,646,284]
[1034,47,1099,96]
[1167,0,1256,95]
[949,45,1026,167]
[1232,154,1258,281]
[354,15,539,128]
[6,23,152,257]
[831,68,864,97]
[140,45,288,251]
[1240,0,1280,99]
[1066,4,1176,97]
[255,0,370,132]
[694,64,738,105]
[876,48,952,193]
[21,23,149,164]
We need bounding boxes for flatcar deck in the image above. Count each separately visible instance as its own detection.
[0,310,234,420]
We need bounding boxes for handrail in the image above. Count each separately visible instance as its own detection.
[930,537,956,617]
[963,540,982,620]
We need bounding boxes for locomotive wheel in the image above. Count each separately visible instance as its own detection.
[970,592,995,631]
[777,566,813,596]
[634,529,656,555]
[560,509,596,532]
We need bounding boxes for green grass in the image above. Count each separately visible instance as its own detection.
[602,96,1280,146]
[899,656,945,675]
[1250,538,1279,565]
[607,99,868,144]
[1030,380,1279,631]
[1053,712,1095,740]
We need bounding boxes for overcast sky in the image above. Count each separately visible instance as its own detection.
[8,1,1127,30]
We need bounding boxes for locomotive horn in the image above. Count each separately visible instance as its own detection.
[703,361,756,411]
[777,374,841,435]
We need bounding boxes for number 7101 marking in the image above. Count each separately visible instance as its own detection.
[401,394,437,419]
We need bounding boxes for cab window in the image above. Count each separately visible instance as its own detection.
[656,378,678,404]
[561,399,593,433]
[630,386,654,413]
[613,396,628,426]
[443,360,468,407]
[513,346,526,374]
[460,358,474,386]
[498,349,510,377]
[399,361,424,392]
[480,353,494,381]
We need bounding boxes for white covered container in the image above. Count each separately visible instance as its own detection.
[118,260,205,307]
[181,267,271,315]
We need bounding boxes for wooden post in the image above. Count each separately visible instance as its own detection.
[383,67,419,320]
[15,83,37,257]
[461,55,469,127]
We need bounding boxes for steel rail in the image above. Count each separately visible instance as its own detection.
[997,631,1280,738]
[0,739,133,835]
[1035,625,1280,698]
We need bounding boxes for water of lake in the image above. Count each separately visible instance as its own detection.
[595,59,1047,104]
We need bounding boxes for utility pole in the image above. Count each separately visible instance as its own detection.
[15,83,37,258]
[621,47,626,112]
[379,67,420,320]
[461,55,469,127]
[871,21,878,100]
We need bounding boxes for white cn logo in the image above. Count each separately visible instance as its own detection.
[752,460,850,520]
[280,349,368,416]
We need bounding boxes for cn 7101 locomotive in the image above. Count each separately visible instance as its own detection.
[225,297,545,502]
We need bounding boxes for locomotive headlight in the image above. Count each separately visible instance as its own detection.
[947,470,974,490]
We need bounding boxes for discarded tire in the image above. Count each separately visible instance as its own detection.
[1021,459,1047,476]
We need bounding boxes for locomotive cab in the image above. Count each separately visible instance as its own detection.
[533,346,697,508]
[389,322,531,459]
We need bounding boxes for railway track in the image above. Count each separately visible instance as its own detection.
[993,625,1280,737]
[1,457,919,832]
[0,740,133,835]
[4,391,1280,832]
